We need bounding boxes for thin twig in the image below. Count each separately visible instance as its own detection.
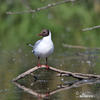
[6,0,75,15]
[62,43,87,49]
[12,65,100,82]
[82,25,100,31]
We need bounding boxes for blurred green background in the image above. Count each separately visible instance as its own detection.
[0,0,100,100]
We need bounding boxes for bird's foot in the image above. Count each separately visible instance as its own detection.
[37,64,42,67]
[46,92,49,97]
[45,65,49,69]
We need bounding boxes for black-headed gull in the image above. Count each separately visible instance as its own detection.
[29,29,54,68]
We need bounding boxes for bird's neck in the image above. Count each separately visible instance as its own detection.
[42,31,51,41]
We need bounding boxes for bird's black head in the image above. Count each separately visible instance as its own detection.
[38,29,49,37]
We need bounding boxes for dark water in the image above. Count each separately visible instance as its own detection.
[1,48,100,100]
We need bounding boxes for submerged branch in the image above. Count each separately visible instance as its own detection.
[6,0,75,15]
[13,65,100,82]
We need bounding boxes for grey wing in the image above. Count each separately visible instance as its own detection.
[28,39,41,53]
[33,39,41,49]
[28,39,41,48]
[32,39,41,53]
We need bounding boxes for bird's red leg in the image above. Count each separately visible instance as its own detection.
[45,57,49,69]
[37,57,41,67]
[46,92,49,97]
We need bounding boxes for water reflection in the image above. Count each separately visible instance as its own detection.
[11,64,100,100]
[13,78,100,99]
[1,48,100,100]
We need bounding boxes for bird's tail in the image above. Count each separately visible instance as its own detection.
[27,43,34,48]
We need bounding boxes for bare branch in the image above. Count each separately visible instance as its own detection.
[62,43,87,49]
[12,65,100,82]
[82,25,100,31]
[6,0,75,15]
[12,66,38,81]
[62,43,100,50]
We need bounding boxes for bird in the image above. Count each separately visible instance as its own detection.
[29,29,54,68]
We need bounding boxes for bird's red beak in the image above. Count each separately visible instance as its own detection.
[38,33,42,36]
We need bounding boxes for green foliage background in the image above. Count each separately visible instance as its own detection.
[0,0,100,51]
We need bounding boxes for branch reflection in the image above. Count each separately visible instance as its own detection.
[13,78,100,99]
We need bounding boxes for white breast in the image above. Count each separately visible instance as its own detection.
[33,31,54,58]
